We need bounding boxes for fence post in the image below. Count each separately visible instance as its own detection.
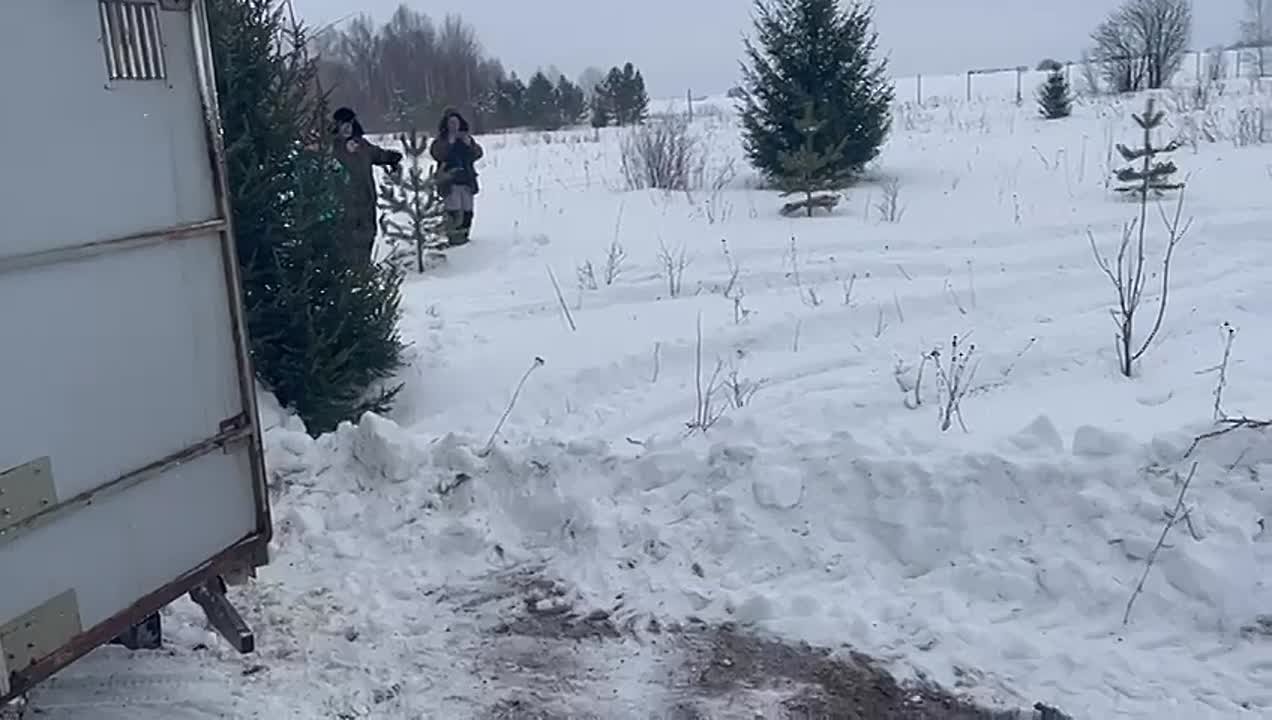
[1015,66,1023,105]
[916,74,922,104]
[966,70,972,101]
[1196,52,1202,84]
[686,89,693,121]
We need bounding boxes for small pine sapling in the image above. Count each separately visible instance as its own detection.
[378,128,448,272]
[1113,98,1184,196]
[1037,68,1073,120]
[775,102,849,217]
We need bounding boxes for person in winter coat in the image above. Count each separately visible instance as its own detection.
[429,109,483,245]
[331,107,402,261]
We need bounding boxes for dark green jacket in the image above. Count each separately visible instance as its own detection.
[333,137,401,225]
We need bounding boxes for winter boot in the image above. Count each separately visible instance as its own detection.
[460,211,474,241]
[446,211,468,246]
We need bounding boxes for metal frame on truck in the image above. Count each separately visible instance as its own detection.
[0,0,270,702]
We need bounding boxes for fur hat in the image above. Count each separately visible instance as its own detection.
[331,107,364,137]
[437,107,470,135]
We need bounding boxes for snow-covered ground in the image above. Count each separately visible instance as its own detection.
[25,82,1272,719]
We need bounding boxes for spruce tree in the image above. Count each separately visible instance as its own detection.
[524,71,558,129]
[589,91,612,128]
[494,74,527,128]
[601,66,625,124]
[590,72,618,127]
[617,63,649,125]
[378,129,448,271]
[208,0,404,435]
[775,102,850,216]
[1113,97,1184,196]
[1037,69,1073,119]
[739,0,893,184]
[555,76,586,127]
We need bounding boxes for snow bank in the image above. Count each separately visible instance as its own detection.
[249,399,1272,718]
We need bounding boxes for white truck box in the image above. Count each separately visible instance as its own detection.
[0,0,270,701]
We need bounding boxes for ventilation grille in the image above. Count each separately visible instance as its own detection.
[99,1,167,81]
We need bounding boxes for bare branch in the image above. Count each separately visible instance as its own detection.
[1123,462,1198,625]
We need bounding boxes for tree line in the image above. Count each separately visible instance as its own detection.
[316,4,648,133]
[491,61,649,130]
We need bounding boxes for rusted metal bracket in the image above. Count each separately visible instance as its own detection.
[110,613,161,651]
[189,578,253,653]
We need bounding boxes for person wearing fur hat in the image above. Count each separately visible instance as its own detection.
[331,106,402,261]
[428,108,483,245]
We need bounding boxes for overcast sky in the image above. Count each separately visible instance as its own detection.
[294,1,1243,97]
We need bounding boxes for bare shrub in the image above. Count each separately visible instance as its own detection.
[1088,189,1191,377]
[725,350,764,409]
[718,238,752,323]
[604,205,628,285]
[930,336,978,432]
[1122,462,1198,625]
[620,115,702,191]
[686,315,727,433]
[689,157,737,224]
[479,356,546,457]
[1209,322,1236,421]
[784,237,822,308]
[576,260,599,291]
[725,369,762,409]
[1234,107,1270,146]
[658,239,689,297]
[603,238,627,284]
[875,178,904,223]
[719,238,741,298]
[1184,326,1272,457]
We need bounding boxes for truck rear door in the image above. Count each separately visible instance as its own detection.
[0,0,270,699]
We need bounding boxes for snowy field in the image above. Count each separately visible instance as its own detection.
[22,78,1272,719]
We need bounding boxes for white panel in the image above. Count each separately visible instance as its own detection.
[0,0,263,661]
[0,0,217,257]
[0,445,257,630]
[0,231,241,500]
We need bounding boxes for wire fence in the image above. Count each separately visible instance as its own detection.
[660,46,1272,118]
[896,47,1272,106]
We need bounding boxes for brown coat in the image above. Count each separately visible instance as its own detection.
[333,136,401,222]
[333,136,400,259]
[429,134,483,193]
